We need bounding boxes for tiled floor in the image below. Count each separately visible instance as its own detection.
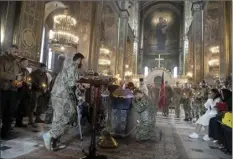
[156,111,232,159]
[0,111,232,159]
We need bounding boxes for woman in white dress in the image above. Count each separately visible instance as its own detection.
[189,89,221,141]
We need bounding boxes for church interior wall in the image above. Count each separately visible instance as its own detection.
[203,2,220,79]
[139,1,184,76]
[186,1,232,84]
[98,3,119,75]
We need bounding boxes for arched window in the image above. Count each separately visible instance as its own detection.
[40,26,45,63]
[173,66,178,78]
[144,66,148,77]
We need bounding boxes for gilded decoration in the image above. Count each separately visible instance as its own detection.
[80,2,92,21]
[22,29,35,48]
[16,1,44,61]
[78,20,90,42]
[192,2,203,12]
[207,2,218,10]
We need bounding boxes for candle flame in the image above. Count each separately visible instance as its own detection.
[42,83,47,88]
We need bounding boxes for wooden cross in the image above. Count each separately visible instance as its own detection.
[154,54,164,68]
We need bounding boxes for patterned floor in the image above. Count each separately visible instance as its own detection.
[0,111,232,159]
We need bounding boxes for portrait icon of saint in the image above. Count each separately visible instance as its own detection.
[155,17,168,50]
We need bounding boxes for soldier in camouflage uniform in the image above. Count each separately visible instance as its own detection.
[43,53,84,151]
[163,81,173,116]
[173,82,182,118]
[199,80,209,116]
[182,83,194,121]
[192,86,202,120]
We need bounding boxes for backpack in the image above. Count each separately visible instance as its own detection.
[222,112,232,128]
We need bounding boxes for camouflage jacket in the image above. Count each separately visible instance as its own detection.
[200,87,209,101]
[165,85,173,99]
[182,88,193,99]
[173,86,182,98]
[30,69,48,92]
[0,54,21,91]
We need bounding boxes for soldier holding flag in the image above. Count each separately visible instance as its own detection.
[159,72,165,112]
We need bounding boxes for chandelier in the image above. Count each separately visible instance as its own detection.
[125,71,133,77]
[49,9,79,49]
[98,47,111,66]
[209,46,219,54]
[208,59,219,66]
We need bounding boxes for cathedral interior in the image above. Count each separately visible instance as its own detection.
[0,1,232,159]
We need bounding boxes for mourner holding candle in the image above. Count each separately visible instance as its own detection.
[0,45,22,139]
[29,63,48,125]
[15,58,30,127]
[43,53,84,151]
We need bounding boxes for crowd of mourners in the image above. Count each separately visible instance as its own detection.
[0,45,232,154]
[188,82,232,154]
[135,77,232,154]
[0,45,57,140]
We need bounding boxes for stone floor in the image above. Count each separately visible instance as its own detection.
[0,110,232,159]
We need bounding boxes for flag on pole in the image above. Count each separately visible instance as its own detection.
[159,72,165,109]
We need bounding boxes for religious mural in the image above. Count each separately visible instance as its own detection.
[144,8,180,54]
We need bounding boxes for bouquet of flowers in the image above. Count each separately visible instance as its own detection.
[216,102,227,112]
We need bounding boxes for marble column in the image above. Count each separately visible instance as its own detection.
[139,49,143,74]
[203,2,219,79]
[1,2,17,51]
[191,1,204,82]
[219,1,231,79]
[138,10,144,75]
[133,2,139,74]
[183,1,193,76]
[179,25,184,75]
[117,11,129,79]
[89,2,103,71]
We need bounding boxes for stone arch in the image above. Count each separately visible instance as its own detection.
[44,1,67,22]
[143,3,181,21]
[144,68,175,85]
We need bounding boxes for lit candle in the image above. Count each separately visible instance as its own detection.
[41,83,47,88]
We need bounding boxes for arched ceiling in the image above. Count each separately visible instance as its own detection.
[140,1,184,11]
[44,1,67,21]
[140,1,184,20]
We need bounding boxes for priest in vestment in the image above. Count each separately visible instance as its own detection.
[132,89,157,141]
[43,53,84,151]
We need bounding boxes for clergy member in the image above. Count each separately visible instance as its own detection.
[139,78,148,96]
[43,53,84,151]
[132,89,156,141]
